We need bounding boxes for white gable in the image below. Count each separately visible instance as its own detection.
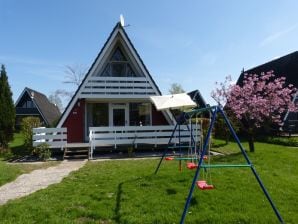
[79,30,160,99]
[57,23,170,127]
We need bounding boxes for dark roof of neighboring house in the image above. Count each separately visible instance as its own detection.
[237,51,298,87]
[187,90,207,109]
[16,87,61,125]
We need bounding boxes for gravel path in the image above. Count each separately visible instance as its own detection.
[0,160,87,205]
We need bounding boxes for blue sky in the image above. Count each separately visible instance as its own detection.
[1,0,298,106]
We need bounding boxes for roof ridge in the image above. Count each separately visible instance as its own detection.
[243,51,298,73]
[25,87,47,98]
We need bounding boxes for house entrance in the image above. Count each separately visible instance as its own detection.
[111,104,128,126]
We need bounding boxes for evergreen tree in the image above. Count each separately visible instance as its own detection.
[0,65,15,149]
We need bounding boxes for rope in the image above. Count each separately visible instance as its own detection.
[207,131,212,185]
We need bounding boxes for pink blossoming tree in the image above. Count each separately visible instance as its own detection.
[212,71,297,152]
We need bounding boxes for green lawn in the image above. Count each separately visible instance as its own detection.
[0,133,60,187]
[0,142,297,223]
[0,160,60,187]
[7,132,28,157]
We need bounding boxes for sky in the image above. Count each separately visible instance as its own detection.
[1,0,298,107]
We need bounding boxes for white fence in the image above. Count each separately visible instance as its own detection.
[89,125,201,158]
[32,127,67,150]
[32,125,201,159]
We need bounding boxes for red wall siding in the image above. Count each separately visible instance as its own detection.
[62,99,85,143]
[152,104,170,125]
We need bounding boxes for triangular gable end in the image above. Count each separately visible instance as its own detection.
[57,23,171,127]
[15,87,49,126]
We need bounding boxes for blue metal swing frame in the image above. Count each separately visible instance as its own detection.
[155,105,284,224]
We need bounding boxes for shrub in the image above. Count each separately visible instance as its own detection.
[21,117,41,153]
[128,147,135,157]
[262,137,298,147]
[213,110,240,144]
[34,143,51,161]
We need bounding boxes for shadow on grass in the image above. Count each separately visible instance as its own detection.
[114,176,149,223]
[213,152,248,163]
[190,197,198,206]
[5,143,32,162]
[10,144,29,156]
[166,188,177,195]
[212,142,228,148]
[114,182,123,223]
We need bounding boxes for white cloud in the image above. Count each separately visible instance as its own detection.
[259,24,298,47]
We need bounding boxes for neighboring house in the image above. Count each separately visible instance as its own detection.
[56,23,175,143]
[188,90,207,109]
[15,87,61,129]
[237,51,298,132]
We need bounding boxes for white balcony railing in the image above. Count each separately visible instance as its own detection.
[79,77,157,98]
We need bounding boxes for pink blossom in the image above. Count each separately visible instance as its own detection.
[212,71,298,129]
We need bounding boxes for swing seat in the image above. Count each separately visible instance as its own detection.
[196,180,214,190]
[165,157,174,161]
[187,162,198,169]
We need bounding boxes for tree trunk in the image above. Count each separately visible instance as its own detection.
[248,134,255,152]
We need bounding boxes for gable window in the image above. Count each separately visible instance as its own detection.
[100,47,143,77]
[22,100,35,108]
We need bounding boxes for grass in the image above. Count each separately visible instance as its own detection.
[0,142,297,223]
[8,132,27,156]
[0,159,60,187]
[8,132,25,148]
[0,133,60,187]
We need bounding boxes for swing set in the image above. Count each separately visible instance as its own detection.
[154,105,284,224]
[161,108,214,189]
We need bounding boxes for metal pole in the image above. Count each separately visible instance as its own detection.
[218,107,284,223]
[180,107,218,224]
[154,121,179,174]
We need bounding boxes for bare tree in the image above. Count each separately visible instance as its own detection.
[54,64,88,108]
[63,64,87,87]
[48,91,64,112]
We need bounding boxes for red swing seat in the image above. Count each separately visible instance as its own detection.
[187,162,198,169]
[196,180,214,190]
[165,157,174,161]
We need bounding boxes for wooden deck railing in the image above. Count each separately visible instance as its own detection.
[89,125,200,158]
[31,125,200,160]
[32,127,67,150]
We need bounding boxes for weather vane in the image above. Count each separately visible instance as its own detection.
[120,14,130,27]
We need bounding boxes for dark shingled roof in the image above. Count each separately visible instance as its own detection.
[237,51,298,88]
[187,90,207,109]
[24,87,61,125]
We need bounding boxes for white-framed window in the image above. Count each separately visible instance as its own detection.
[129,103,151,126]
